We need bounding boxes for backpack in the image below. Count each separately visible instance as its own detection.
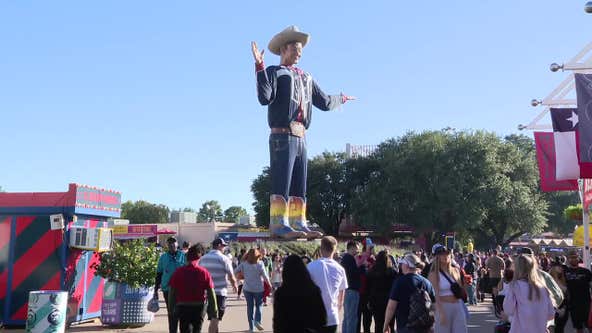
[407,286,435,331]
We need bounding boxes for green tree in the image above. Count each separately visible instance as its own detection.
[251,168,271,227]
[475,135,547,246]
[121,200,170,224]
[306,152,350,235]
[198,200,223,222]
[544,191,579,236]
[224,206,248,223]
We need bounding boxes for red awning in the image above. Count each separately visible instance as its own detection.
[157,228,177,235]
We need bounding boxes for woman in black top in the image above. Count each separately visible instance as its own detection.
[366,250,398,333]
[273,255,326,332]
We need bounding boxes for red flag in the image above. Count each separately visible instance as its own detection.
[534,132,578,191]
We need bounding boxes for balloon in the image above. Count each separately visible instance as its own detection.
[572,225,592,247]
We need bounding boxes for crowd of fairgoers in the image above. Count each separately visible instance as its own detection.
[154,236,591,333]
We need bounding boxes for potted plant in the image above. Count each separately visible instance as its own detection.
[564,204,583,221]
[91,239,160,326]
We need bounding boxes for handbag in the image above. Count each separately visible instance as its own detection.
[440,269,468,302]
[263,280,272,298]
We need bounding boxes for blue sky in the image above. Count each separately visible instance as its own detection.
[1,1,590,214]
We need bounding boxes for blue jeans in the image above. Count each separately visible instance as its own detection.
[243,290,263,331]
[343,289,360,333]
[466,281,477,305]
[269,133,307,199]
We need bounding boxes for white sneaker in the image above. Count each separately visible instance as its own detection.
[255,322,264,331]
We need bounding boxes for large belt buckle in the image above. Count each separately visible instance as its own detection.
[289,121,305,138]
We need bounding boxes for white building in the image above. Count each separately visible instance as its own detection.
[346,143,378,159]
[170,211,197,223]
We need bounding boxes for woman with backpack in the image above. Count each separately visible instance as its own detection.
[428,245,468,333]
[367,250,398,333]
[502,254,555,333]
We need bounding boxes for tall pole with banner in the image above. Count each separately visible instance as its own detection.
[520,42,592,268]
[581,179,592,268]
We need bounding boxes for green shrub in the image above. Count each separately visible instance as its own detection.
[92,239,160,288]
[564,204,583,221]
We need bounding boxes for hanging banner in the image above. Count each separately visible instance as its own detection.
[584,179,592,210]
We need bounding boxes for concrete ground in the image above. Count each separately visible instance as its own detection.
[3,293,577,332]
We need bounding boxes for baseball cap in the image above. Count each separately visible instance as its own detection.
[401,253,421,269]
[432,243,443,255]
[166,236,177,243]
[212,238,228,247]
[433,244,450,256]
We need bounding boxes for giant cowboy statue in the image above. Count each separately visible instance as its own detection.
[252,26,355,239]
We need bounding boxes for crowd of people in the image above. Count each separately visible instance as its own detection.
[151,235,592,333]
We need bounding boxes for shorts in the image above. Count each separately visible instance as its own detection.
[570,302,591,329]
[207,295,226,320]
[489,278,501,290]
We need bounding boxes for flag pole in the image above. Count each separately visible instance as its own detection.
[580,179,591,269]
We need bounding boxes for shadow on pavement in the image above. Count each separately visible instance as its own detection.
[467,302,499,332]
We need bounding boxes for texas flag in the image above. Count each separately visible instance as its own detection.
[552,108,580,179]
[534,132,578,191]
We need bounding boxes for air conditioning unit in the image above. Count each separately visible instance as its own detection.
[69,227,113,252]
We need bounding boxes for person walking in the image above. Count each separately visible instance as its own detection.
[383,253,435,333]
[502,254,555,333]
[235,248,271,332]
[271,254,283,292]
[341,240,362,333]
[199,238,238,332]
[486,249,505,307]
[168,244,218,333]
[357,240,375,333]
[237,248,247,300]
[564,249,592,333]
[463,254,478,305]
[428,245,468,333]
[154,236,186,333]
[549,264,569,333]
[273,254,326,332]
[307,236,348,333]
[366,250,397,333]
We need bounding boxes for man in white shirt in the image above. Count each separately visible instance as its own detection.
[307,236,348,333]
[199,238,238,332]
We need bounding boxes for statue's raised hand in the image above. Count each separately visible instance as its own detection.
[251,41,265,65]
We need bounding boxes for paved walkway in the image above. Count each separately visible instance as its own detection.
[4,294,576,332]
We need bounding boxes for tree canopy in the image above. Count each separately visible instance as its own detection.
[224,206,248,223]
[197,200,224,222]
[121,200,170,224]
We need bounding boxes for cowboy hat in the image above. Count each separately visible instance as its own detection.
[268,25,310,56]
